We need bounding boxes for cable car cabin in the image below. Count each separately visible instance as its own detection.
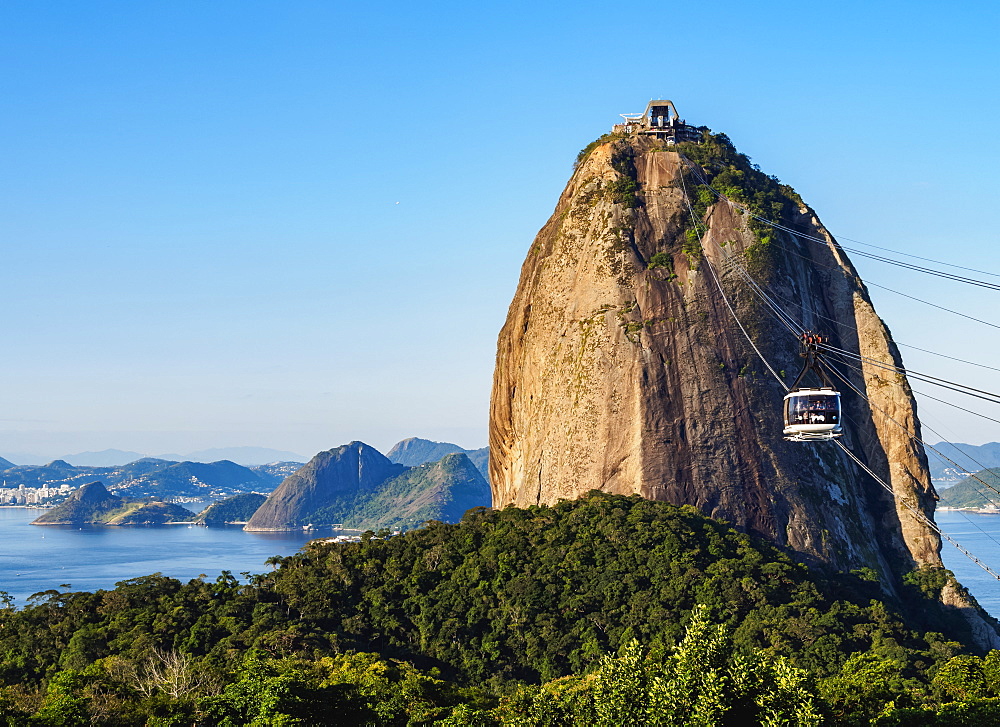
[782,387,843,441]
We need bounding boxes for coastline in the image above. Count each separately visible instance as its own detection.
[937,506,1000,514]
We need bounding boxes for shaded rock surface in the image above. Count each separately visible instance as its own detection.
[490,132,943,591]
[246,442,404,530]
[245,443,490,531]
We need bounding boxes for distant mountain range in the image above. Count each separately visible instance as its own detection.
[0,458,293,498]
[52,449,148,467]
[3,437,492,531]
[12,434,991,517]
[246,441,491,532]
[1,439,484,472]
[153,447,311,466]
[0,447,310,468]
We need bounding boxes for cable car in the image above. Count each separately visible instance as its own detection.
[782,333,843,442]
[783,387,842,441]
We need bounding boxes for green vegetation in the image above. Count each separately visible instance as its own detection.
[572,129,805,276]
[31,482,194,526]
[247,446,489,532]
[447,605,824,726]
[608,145,641,208]
[675,130,804,225]
[1,493,998,724]
[670,130,808,275]
[195,493,267,524]
[104,501,193,525]
[939,469,1000,509]
[683,228,703,266]
[309,453,490,531]
[681,183,716,265]
[647,251,673,271]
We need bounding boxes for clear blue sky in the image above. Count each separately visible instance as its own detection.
[2,1,998,461]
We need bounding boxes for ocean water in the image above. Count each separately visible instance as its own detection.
[936,510,1000,617]
[0,506,315,606]
[0,507,998,618]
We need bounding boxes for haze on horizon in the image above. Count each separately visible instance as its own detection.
[2,1,998,462]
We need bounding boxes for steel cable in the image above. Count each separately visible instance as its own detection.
[673,173,1000,576]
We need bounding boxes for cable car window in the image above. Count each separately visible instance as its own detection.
[786,394,839,425]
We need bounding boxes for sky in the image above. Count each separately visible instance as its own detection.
[1,1,999,462]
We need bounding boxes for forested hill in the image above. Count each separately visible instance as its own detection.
[1,494,998,723]
[386,437,489,477]
[245,444,490,531]
[929,442,1000,487]
[31,481,194,526]
[939,469,1000,508]
[194,492,267,523]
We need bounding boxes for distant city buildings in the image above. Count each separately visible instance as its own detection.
[0,483,73,505]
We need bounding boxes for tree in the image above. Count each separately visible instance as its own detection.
[199,650,358,726]
[819,652,915,725]
[501,605,821,726]
[30,671,90,726]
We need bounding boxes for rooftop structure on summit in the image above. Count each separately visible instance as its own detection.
[614,99,702,144]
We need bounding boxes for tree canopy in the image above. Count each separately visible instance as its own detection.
[1,493,998,724]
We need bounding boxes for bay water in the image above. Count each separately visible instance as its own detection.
[0,507,997,619]
[936,510,1000,616]
[0,505,314,606]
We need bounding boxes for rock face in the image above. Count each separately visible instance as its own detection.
[246,442,403,531]
[490,132,943,587]
[245,443,492,531]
